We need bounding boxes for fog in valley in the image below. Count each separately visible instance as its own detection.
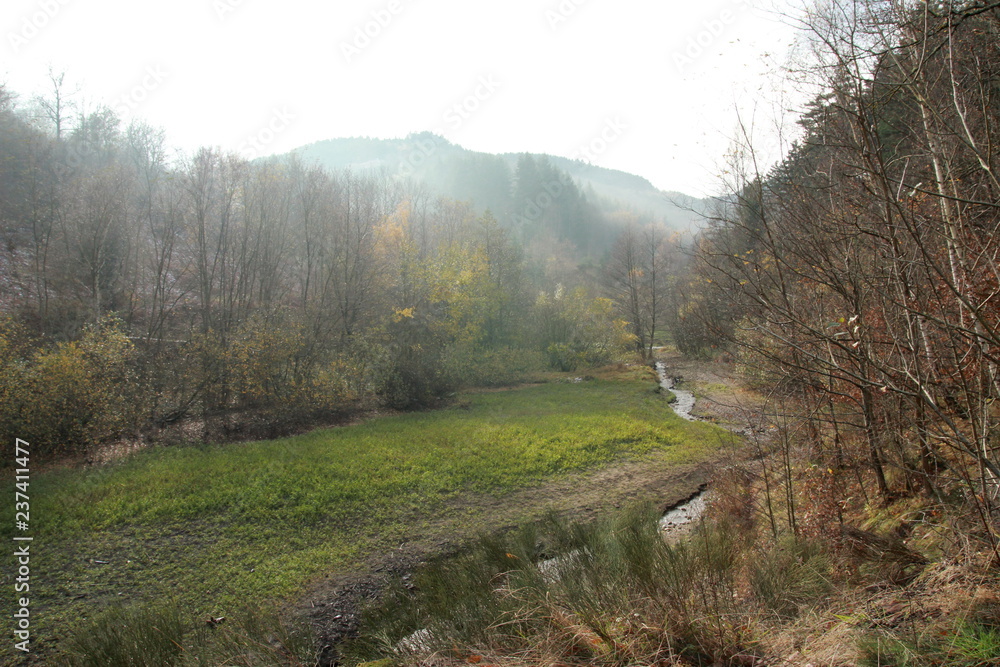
[4,2,1000,666]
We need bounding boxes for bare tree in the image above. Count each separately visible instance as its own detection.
[606,219,677,358]
[33,67,76,139]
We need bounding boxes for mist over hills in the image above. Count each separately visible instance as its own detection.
[285,134,708,256]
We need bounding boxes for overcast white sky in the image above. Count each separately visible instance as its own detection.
[2,0,804,197]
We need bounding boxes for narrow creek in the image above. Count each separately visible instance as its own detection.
[655,361,710,533]
[396,363,715,654]
[655,361,696,420]
[536,363,712,584]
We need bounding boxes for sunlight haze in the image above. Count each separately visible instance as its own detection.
[2,0,800,196]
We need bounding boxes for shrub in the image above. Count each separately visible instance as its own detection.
[546,342,585,371]
[749,537,832,619]
[378,344,455,410]
[0,317,137,459]
[224,314,350,425]
[534,288,636,371]
[179,314,355,436]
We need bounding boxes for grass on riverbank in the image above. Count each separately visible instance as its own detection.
[335,359,1000,667]
[343,471,1000,667]
[343,504,798,667]
[1,364,724,663]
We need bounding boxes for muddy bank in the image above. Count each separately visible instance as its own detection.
[653,348,764,431]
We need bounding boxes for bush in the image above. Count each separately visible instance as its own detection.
[749,537,832,619]
[224,315,350,425]
[179,314,354,436]
[379,344,455,410]
[546,342,585,371]
[534,289,636,371]
[0,317,138,459]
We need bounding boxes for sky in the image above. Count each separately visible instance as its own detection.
[2,0,805,198]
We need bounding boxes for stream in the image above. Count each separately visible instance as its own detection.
[655,361,710,532]
[536,363,711,583]
[655,361,696,420]
[396,363,713,653]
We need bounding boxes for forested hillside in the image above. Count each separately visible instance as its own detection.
[648,1,1000,661]
[290,134,706,253]
[0,90,684,461]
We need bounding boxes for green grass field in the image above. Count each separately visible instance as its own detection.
[1,368,724,662]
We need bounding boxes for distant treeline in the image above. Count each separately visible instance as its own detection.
[0,87,684,459]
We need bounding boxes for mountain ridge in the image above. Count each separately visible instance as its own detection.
[284,134,708,234]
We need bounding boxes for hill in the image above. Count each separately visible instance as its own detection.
[285,134,708,254]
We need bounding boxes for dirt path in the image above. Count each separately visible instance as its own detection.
[298,354,747,665]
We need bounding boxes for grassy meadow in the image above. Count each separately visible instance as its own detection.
[1,365,724,663]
